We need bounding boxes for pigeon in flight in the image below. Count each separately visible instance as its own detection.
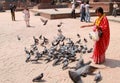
[40,18,48,25]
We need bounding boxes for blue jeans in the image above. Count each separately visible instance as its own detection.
[80,12,85,22]
[85,12,90,22]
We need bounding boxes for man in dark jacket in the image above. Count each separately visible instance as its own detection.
[10,3,16,21]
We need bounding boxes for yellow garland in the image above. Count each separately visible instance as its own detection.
[95,14,105,26]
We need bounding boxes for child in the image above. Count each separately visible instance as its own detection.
[23,7,30,27]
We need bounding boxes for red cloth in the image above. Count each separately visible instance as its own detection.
[92,16,110,64]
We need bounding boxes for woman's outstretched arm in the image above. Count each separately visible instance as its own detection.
[80,24,94,28]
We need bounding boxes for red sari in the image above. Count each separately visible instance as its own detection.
[92,15,110,64]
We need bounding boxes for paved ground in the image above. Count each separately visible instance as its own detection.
[0,10,120,83]
[107,16,120,23]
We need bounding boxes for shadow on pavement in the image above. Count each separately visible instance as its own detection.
[103,58,120,68]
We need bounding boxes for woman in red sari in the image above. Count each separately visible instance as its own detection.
[81,7,110,64]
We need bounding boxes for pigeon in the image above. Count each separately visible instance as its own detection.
[58,28,62,33]
[57,22,63,27]
[76,39,81,44]
[43,20,48,25]
[69,70,83,83]
[32,73,44,82]
[84,45,87,50]
[17,35,21,41]
[79,65,99,76]
[84,38,88,43]
[77,34,80,38]
[75,56,84,70]
[44,56,52,63]
[24,47,30,54]
[94,71,102,83]
[62,58,69,70]
[35,51,42,60]
[40,18,48,25]
[33,36,39,45]
[39,35,42,40]
[87,48,93,53]
[29,49,34,55]
[25,53,31,62]
[82,49,86,54]
[52,40,60,46]
[52,58,60,66]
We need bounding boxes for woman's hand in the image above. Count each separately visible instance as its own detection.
[80,25,86,28]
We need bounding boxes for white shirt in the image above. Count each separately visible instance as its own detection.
[85,4,90,13]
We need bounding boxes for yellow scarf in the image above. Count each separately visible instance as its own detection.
[95,14,105,26]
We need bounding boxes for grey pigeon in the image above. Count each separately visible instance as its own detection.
[24,47,30,54]
[52,58,60,66]
[62,58,69,70]
[25,53,31,62]
[44,56,52,63]
[69,70,83,83]
[75,56,84,70]
[94,71,102,83]
[77,65,99,76]
[35,51,42,61]
[58,28,62,33]
[32,73,43,82]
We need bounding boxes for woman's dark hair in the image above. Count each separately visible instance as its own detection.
[86,1,89,4]
[95,7,104,14]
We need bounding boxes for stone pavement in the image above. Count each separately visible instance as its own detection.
[107,16,120,23]
[0,11,120,83]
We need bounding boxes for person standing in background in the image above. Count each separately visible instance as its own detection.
[23,7,30,27]
[112,1,118,17]
[85,1,90,22]
[80,1,85,22]
[71,0,76,18]
[9,3,16,21]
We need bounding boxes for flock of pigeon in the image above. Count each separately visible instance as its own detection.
[17,18,102,83]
